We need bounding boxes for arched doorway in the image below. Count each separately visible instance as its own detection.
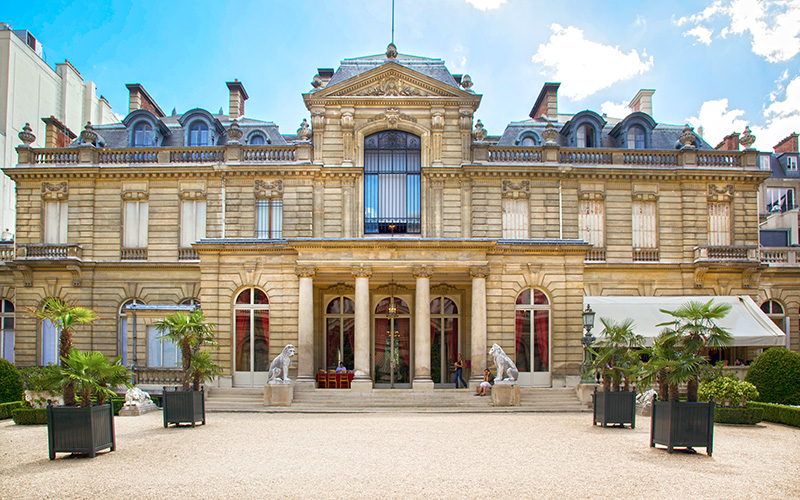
[374,296,411,388]
[430,296,458,386]
[515,288,551,387]
[233,287,270,387]
[325,295,355,371]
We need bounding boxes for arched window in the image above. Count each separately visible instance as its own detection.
[761,300,785,332]
[520,136,536,146]
[577,124,595,148]
[364,131,421,234]
[189,122,209,146]
[430,296,458,385]
[515,289,550,376]
[374,296,411,386]
[133,122,154,147]
[118,299,143,366]
[248,132,267,145]
[627,125,646,149]
[325,296,355,370]
[0,300,14,362]
[234,287,270,376]
[180,298,201,308]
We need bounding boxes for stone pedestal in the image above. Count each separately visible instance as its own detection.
[119,400,159,416]
[264,383,293,406]
[576,383,600,408]
[491,383,520,406]
[412,379,435,392]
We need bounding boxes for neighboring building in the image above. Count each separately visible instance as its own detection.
[0,24,117,235]
[1,44,793,390]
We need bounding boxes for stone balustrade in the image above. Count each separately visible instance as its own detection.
[760,247,799,266]
[17,243,82,260]
[134,367,183,386]
[178,248,200,261]
[694,245,758,262]
[0,243,14,262]
[121,248,148,261]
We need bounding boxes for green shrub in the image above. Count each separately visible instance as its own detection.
[11,408,48,425]
[698,362,738,384]
[747,402,800,427]
[699,377,759,407]
[19,365,62,392]
[0,359,23,403]
[745,348,800,405]
[714,406,763,424]
[0,401,26,419]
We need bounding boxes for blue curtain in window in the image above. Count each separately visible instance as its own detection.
[364,131,421,234]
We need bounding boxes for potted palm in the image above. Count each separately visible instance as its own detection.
[590,317,644,428]
[645,299,733,455]
[155,309,218,427]
[44,349,132,459]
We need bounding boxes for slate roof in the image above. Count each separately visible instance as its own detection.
[322,52,461,90]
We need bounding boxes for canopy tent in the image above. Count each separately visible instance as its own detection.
[583,296,786,347]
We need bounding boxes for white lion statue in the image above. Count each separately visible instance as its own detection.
[489,343,519,383]
[267,344,296,385]
[123,387,153,407]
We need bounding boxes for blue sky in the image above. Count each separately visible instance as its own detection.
[5,0,800,149]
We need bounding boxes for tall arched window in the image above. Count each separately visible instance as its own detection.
[430,296,458,385]
[0,300,14,362]
[364,131,421,234]
[133,122,154,147]
[118,299,143,366]
[515,289,550,377]
[234,287,270,377]
[325,296,355,370]
[189,122,209,146]
[248,132,267,145]
[577,124,595,148]
[627,125,646,149]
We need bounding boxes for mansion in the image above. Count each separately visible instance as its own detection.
[1,44,796,390]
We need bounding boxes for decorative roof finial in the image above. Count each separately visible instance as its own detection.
[740,126,756,149]
[297,118,312,141]
[226,119,243,143]
[311,74,323,89]
[472,119,487,142]
[18,123,35,146]
[386,43,398,60]
[461,74,473,90]
[80,121,97,145]
[678,124,696,148]
[542,121,559,144]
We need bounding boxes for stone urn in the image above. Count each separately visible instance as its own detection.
[80,122,97,145]
[227,120,243,143]
[678,125,696,148]
[542,122,559,144]
[18,123,35,146]
[740,126,756,149]
[297,119,312,141]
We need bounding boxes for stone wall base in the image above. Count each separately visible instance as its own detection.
[264,383,293,406]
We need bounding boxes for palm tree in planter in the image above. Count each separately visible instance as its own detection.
[43,349,132,460]
[29,297,98,406]
[589,317,644,428]
[645,299,733,455]
[154,309,218,427]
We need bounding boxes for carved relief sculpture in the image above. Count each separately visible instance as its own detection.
[502,180,531,199]
[489,343,519,383]
[41,182,68,200]
[255,179,284,200]
[267,344,296,385]
[472,119,487,142]
[354,77,427,97]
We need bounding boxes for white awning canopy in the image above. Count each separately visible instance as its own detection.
[584,296,786,347]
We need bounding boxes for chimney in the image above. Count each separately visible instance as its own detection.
[715,133,740,151]
[774,133,799,154]
[317,68,334,88]
[125,84,165,118]
[41,116,76,148]
[529,83,560,121]
[629,89,655,116]
[226,80,249,119]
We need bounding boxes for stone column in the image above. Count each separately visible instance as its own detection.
[469,266,489,388]
[413,265,434,392]
[295,266,316,388]
[351,265,373,391]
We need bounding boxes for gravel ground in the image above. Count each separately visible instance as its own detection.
[1,411,799,500]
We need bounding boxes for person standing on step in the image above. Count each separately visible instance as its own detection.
[454,353,468,388]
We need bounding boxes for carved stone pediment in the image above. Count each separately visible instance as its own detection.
[368,107,417,125]
[255,179,284,200]
[353,76,429,97]
[315,65,469,99]
[41,182,68,200]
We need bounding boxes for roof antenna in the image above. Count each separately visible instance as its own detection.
[391,0,395,45]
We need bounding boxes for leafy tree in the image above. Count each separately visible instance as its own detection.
[44,349,132,406]
[155,309,218,390]
[588,317,644,391]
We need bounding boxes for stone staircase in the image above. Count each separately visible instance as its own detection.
[205,386,590,413]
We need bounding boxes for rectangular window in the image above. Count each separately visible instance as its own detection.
[256,199,283,238]
[708,202,731,246]
[579,199,605,247]
[1,318,13,363]
[759,155,772,171]
[147,325,179,367]
[632,201,657,248]
[765,188,795,213]
[44,201,68,244]
[787,156,798,171]
[41,319,58,365]
[180,200,206,247]
[123,200,149,248]
[502,198,529,239]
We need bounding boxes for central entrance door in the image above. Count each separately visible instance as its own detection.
[430,296,459,386]
[374,296,411,388]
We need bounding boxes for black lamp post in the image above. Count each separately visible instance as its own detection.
[581,304,596,364]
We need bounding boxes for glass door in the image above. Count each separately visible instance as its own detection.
[374,297,411,388]
[233,288,270,387]
[515,289,551,387]
[430,296,459,386]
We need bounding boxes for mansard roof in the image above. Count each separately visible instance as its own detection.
[322,51,461,90]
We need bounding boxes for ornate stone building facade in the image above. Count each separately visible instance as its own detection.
[1,45,794,390]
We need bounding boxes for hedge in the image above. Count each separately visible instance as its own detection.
[0,359,23,403]
[714,406,763,425]
[745,348,800,405]
[747,402,800,427]
[11,408,48,425]
[0,401,26,420]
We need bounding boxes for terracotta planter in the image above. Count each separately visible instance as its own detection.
[47,403,115,460]
[162,387,205,428]
[650,398,715,455]
[592,387,636,428]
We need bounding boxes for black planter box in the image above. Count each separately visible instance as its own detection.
[162,387,205,428]
[47,403,115,460]
[593,388,636,428]
[650,399,715,455]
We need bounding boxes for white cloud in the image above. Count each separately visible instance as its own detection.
[532,24,654,100]
[464,0,506,10]
[677,0,800,63]
[687,98,748,146]
[754,75,800,148]
[684,26,714,45]
[600,101,632,119]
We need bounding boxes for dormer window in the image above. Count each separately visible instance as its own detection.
[189,122,209,146]
[577,124,595,148]
[248,132,267,145]
[133,122,154,147]
[788,156,798,171]
[627,125,646,149]
[515,131,540,147]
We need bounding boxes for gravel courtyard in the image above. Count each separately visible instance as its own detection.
[1,411,799,499]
